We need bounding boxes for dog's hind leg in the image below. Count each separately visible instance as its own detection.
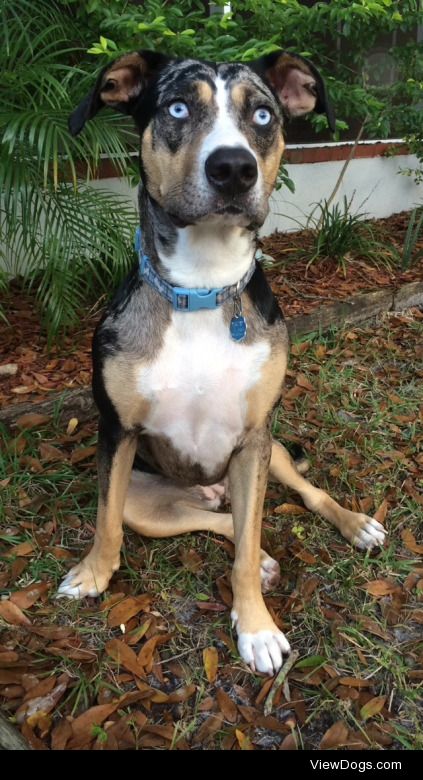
[270,441,386,549]
[123,471,280,593]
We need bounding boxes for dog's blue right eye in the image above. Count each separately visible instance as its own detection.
[168,101,189,119]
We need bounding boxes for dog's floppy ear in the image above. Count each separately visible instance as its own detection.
[251,51,335,132]
[69,50,169,136]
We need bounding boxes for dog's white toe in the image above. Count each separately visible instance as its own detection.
[56,559,112,600]
[352,515,387,549]
[57,583,82,599]
[57,579,101,599]
[237,629,290,675]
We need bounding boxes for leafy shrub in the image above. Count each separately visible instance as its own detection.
[1,0,422,339]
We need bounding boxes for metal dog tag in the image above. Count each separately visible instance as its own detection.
[230,293,247,342]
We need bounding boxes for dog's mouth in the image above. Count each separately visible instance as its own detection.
[214,204,244,215]
[167,203,248,228]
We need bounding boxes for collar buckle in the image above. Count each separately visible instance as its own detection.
[172,287,218,311]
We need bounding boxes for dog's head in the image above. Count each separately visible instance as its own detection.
[70,50,334,228]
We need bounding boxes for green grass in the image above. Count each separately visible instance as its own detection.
[0,311,422,750]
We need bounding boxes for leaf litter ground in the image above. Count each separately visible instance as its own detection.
[1,305,422,750]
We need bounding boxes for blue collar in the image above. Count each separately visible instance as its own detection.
[134,227,256,312]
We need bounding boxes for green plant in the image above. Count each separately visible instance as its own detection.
[401,206,423,270]
[0,0,138,338]
[307,197,372,268]
[400,134,423,185]
[82,0,423,142]
[2,0,423,340]
[281,196,393,274]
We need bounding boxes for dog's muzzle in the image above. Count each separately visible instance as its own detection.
[205,146,258,198]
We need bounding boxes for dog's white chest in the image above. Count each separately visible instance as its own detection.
[138,310,270,474]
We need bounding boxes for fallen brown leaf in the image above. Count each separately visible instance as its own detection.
[216,688,238,723]
[203,646,219,684]
[373,499,389,525]
[279,732,298,750]
[360,696,387,721]
[296,373,314,392]
[320,720,349,749]
[274,503,309,515]
[401,529,423,555]
[105,638,145,678]
[38,442,63,462]
[0,651,19,665]
[138,633,171,671]
[15,413,51,430]
[235,728,254,750]
[107,594,151,628]
[70,445,97,464]
[294,548,317,565]
[66,417,79,435]
[16,680,68,723]
[179,547,203,573]
[6,540,34,557]
[10,582,51,609]
[68,703,119,749]
[51,718,73,751]
[0,600,31,626]
[364,580,399,598]
[338,677,373,688]
[166,684,197,704]
[193,712,224,745]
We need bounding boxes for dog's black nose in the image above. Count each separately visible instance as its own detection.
[205,146,258,196]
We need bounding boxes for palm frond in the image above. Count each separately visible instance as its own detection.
[1,0,140,338]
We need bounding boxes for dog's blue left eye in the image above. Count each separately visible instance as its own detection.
[253,107,272,126]
[169,101,189,119]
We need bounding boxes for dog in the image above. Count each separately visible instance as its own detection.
[58,49,386,675]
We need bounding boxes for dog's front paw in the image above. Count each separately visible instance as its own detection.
[57,554,119,599]
[351,515,387,550]
[231,608,290,675]
[338,512,387,550]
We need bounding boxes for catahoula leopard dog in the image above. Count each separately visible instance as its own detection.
[58,49,386,674]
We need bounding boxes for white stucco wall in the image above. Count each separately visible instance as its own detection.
[261,151,423,235]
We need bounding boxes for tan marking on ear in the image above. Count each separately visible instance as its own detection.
[266,54,317,117]
[195,80,213,104]
[280,68,317,116]
[100,53,150,105]
[273,53,312,77]
[100,67,143,104]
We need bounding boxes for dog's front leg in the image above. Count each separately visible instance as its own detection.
[58,419,136,599]
[229,428,290,675]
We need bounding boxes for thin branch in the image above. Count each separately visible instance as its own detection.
[263,650,300,716]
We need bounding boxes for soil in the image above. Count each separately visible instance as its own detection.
[0,210,422,411]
